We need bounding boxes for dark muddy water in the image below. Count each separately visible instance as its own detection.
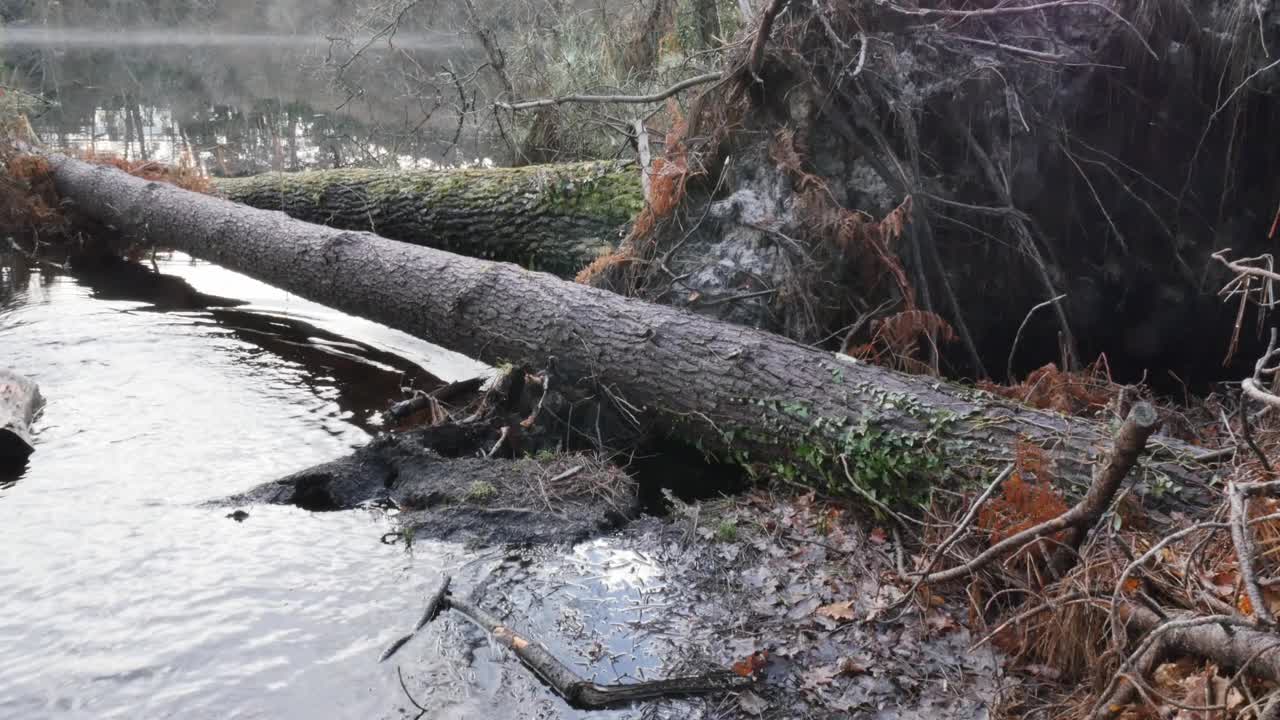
[0,252,499,718]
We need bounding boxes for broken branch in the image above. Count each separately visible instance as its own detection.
[495,73,723,111]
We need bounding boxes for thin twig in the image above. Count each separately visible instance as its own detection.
[496,73,724,111]
[895,464,1014,610]
[486,426,510,458]
[1008,294,1067,380]
[397,665,429,719]
[1231,481,1276,625]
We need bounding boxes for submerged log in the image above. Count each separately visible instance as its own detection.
[47,154,1220,510]
[212,161,643,277]
[0,369,41,458]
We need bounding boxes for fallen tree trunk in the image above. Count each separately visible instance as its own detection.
[211,161,642,277]
[0,369,41,458]
[47,154,1220,510]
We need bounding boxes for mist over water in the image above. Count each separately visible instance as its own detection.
[1,26,465,51]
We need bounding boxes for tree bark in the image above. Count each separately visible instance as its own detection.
[0,369,41,458]
[212,161,642,278]
[47,154,1220,510]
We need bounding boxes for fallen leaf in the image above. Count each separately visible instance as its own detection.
[816,600,856,622]
[838,657,868,676]
[925,608,960,634]
[732,650,768,677]
[786,596,822,620]
[1175,666,1245,719]
[1121,577,1141,594]
[869,527,888,545]
[1152,659,1197,692]
[1207,569,1238,598]
[915,586,945,607]
[802,664,840,689]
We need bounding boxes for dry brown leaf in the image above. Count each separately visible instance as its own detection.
[838,657,868,676]
[732,650,768,677]
[1173,666,1245,719]
[802,664,840,689]
[925,608,959,634]
[868,527,888,545]
[1152,658,1197,692]
[815,600,856,622]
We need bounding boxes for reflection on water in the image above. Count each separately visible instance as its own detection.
[2,27,465,51]
[6,30,496,174]
[0,252,490,719]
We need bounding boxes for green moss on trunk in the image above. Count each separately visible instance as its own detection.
[214,161,644,277]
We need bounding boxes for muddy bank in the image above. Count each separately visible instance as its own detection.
[223,428,637,546]
[386,492,1005,719]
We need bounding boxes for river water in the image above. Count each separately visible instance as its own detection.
[0,252,499,719]
[1,33,712,720]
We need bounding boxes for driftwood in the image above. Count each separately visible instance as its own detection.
[213,161,642,277]
[387,376,485,422]
[46,153,1222,510]
[380,575,754,708]
[0,369,41,458]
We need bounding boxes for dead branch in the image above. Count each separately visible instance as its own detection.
[379,574,453,662]
[890,464,1014,617]
[376,573,756,707]
[1214,248,1280,287]
[388,377,484,422]
[920,403,1158,585]
[396,666,429,720]
[1092,609,1280,719]
[747,0,789,82]
[1008,294,1067,381]
[1244,329,1280,413]
[496,73,724,111]
[1229,482,1275,625]
[1050,402,1161,574]
[444,592,754,707]
[887,0,1097,17]
[486,426,511,458]
[951,36,1070,63]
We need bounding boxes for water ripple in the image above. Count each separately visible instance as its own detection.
[0,253,482,719]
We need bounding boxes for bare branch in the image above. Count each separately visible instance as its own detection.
[748,0,789,82]
[888,0,1100,18]
[951,35,1070,62]
[1008,293,1067,381]
[920,403,1159,585]
[495,73,724,111]
[1230,481,1276,625]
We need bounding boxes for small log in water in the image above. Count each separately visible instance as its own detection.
[0,369,41,458]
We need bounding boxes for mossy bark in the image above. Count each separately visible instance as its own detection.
[213,161,644,277]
